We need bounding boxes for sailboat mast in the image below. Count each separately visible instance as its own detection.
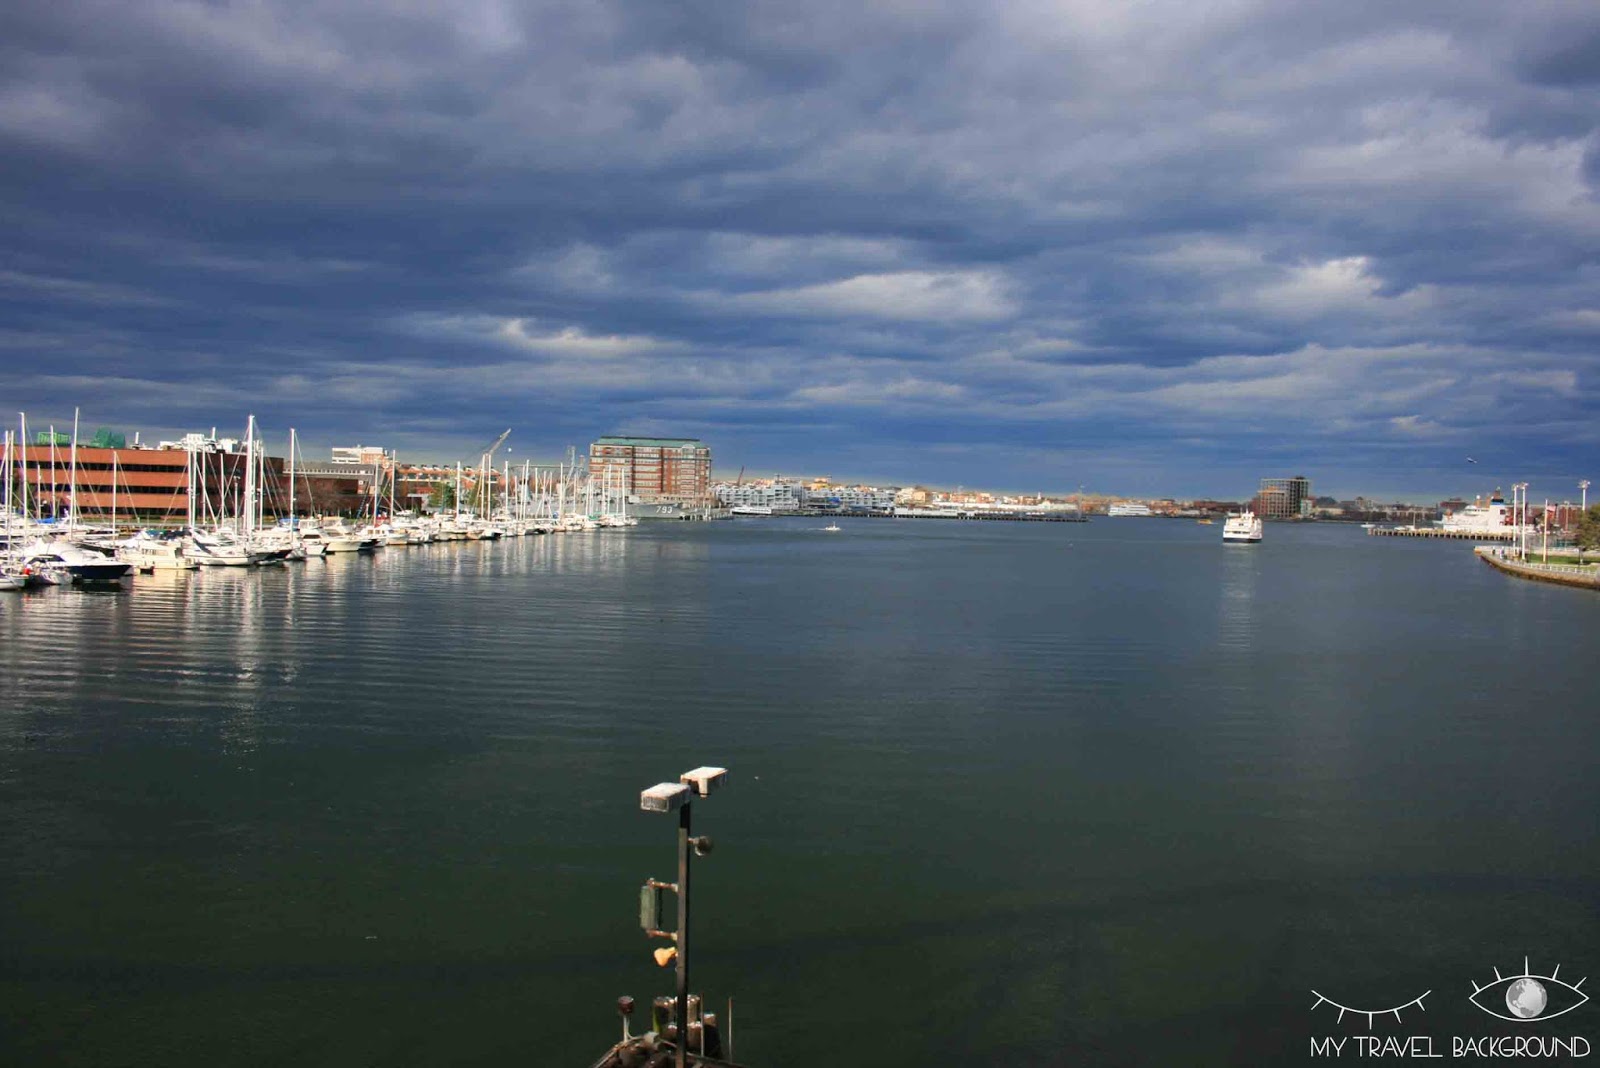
[69,408,79,534]
[288,429,296,520]
[18,413,28,524]
[3,431,12,531]
[242,415,256,539]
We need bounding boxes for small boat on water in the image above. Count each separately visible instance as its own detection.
[1197,518,1214,525]
[1222,510,1263,544]
[822,522,841,532]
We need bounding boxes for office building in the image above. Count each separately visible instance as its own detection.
[1253,476,1312,519]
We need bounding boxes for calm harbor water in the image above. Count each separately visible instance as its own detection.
[2,518,1597,1065]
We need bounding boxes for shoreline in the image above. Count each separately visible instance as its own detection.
[1475,545,1600,591]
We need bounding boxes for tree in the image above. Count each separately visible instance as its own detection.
[427,482,455,512]
[1575,504,1600,553]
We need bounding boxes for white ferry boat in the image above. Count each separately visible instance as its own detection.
[729,505,774,517]
[1222,510,1263,543]
[1107,502,1153,517]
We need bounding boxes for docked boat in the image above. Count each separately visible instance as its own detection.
[730,505,774,517]
[1222,510,1263,543]
[316,521,366,553]
[19,538,133,582]
[119,531,198,572]
[1437,492,1519,535]
[184,529,259,566]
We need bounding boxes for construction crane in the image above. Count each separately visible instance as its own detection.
[469,429,512,467]
[463,429,511,515]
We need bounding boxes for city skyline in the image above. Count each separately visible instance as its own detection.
[3,2,1596,501]
[6,410,1587,508]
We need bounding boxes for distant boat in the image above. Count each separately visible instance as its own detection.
[1197,518,1214,525]
[1222,510,1263,544]
[822,522,841,532]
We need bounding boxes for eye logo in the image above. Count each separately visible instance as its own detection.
[1469,958,1588,1022]
[1310,990,1431,1027]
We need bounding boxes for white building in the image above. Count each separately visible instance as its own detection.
[713,480,809,511]
[331,445,388,466]
[155,431,242,453]
[809,486,897,511]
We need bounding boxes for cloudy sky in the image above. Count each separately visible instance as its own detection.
[3,1,1597,499]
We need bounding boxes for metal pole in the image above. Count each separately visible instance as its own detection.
[676,801,691,1068]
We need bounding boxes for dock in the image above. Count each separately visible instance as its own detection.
[1367,526,1517,540]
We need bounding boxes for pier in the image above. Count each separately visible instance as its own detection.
[1367,526,1517,540]
[878,509,1088,522]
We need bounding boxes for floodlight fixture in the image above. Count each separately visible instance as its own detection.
[640,782,691,813]
[637,765,729,1068]
[679,766,728,798]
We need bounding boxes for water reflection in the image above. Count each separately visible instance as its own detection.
[1215,542,1261,655]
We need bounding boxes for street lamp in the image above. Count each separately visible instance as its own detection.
[640,766,728,1068]
[1513,483,1530,560]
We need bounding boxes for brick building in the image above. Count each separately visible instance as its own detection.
[3,443,273,524]
[589,436,711,505]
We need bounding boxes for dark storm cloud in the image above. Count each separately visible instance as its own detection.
[1,0,1595,497]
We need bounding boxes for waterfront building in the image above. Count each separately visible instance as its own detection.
[808,485,896,512]
[331,445,389,466]
[713,479,808,511]
[156,431,242,453]
[896,486,932,505]
[589,436,711,506]
[1253,476,1312,519]
[4,442,265,524]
